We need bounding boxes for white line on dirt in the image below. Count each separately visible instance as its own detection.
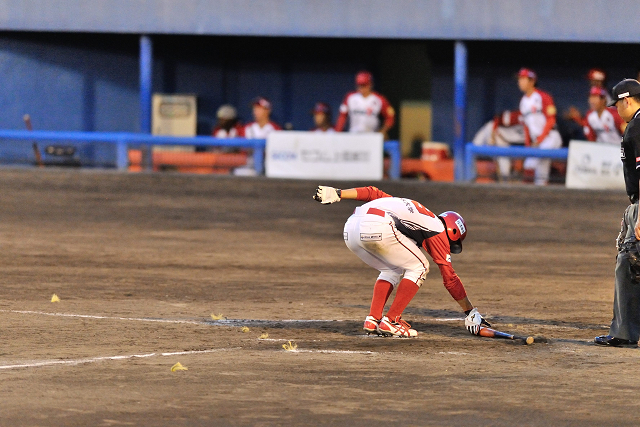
[0,309,206,325]
[0,310,345,326]
[0,348,241,371]
[286,349,376,355]
[1,309,594,332]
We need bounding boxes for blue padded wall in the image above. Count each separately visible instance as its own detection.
[0,35,139,132]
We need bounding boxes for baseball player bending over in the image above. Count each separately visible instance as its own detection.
[314,185,489,338]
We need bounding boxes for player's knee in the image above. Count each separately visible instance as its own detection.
[378,272,402,287]
[404,265,429,287]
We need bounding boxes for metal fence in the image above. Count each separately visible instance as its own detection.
[0,130,401,179]
[464,143,568,181]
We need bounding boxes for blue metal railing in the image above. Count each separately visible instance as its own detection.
[0,130,401,180]
[464,142,568,181]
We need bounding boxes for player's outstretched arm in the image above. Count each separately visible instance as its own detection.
[313,186,391,204]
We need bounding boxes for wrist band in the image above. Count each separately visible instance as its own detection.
[337,189,342,198]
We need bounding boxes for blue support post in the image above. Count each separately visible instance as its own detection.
[464,142,476,182]
[384,140,401,180]
[139,35,153,134]
[253,141,265,175]
[453,41,467,181]
[115,139,128,170]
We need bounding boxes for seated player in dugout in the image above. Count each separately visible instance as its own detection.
[311,102,335,133]
[212,104,244,138]
[581,87,626,144]
[565,68,613,125]
[244,97,282,139]
[313,185,489,338]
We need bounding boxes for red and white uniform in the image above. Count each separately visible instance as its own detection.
[335,92,395,133]
[583,107,624,144]
[519,89,557,144]
[519,89,563,185]
[472,111,525,179]
[212,124,244,138]
[343,186,466,300]
[244,121,281,139]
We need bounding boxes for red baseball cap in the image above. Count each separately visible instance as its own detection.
[355,71,373,86]
[517,68,537,80]
[589,86,607,97]
[251,96,272,110]
[587,68,606,82]
[312,102,330,114]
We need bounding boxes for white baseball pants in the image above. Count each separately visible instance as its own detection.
[343,207,429,287]
[523,129,562,185]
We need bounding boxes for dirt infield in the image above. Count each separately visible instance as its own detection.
[0,169,635,426]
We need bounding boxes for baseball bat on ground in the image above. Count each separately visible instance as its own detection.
[479,326,535,345]
[24,114,43,167]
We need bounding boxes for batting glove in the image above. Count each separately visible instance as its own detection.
[313,186,341,204]
[464,308,490,335]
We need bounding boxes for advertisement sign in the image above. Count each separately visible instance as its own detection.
[266,131,384,180]
[565,140,624,190]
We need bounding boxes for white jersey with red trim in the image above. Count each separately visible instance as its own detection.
[339,91,391,133]
[584,107,623,144]
[244,121,281,139]
[519,89,556,139]
[359,197,445,242]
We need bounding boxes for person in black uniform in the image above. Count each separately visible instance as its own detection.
[595,79,640,347]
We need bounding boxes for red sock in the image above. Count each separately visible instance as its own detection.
[369,280,394,320]
[385,278,419,321]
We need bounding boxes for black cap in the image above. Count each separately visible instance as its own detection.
[608,79,640,107]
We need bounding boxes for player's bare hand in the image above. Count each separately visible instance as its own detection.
[635,218,640,241]
[464,308,489,335]
[313,186,341,204]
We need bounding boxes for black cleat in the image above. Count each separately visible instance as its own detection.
[594,335,638,347]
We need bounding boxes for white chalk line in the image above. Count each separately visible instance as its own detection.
[0,347,241,371]
[285,349,375,355]
[0,309,346,326]
[1,309,597,332]
[0,309,205,325]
